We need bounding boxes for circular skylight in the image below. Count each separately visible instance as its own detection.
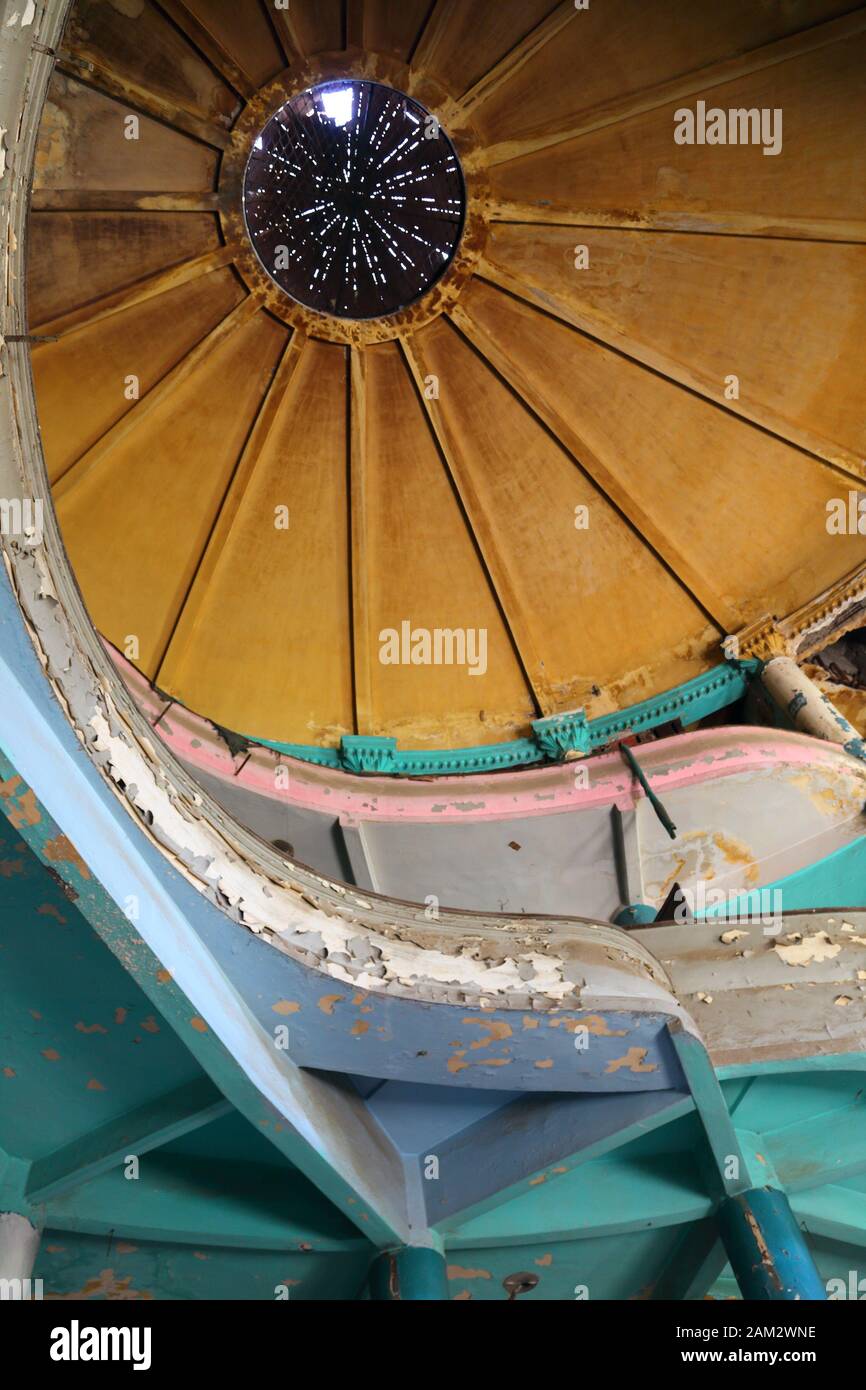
[242,80,466,320]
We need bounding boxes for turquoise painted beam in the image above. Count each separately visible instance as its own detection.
[718,1187,826,1301]
[252,662,757,777]
[431,1090,694,1235]
[369,1247,449,1300]
[666,1022,750,1199]
[793,1184,866,1250]
[446,1151,712,1247]
[652,1219,728,1301]
[0,748,409,1248]
[25,1078,232,1205]
[40,1150,372,1253]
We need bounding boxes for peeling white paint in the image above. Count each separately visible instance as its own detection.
[773,932,843,967]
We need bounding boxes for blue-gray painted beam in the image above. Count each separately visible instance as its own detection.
[666,1021,749,1198]
[25,1078,232,1205]
[718,1187,826,1301]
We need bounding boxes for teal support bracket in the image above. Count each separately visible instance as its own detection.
[369,1247,449,1301]
[619,742,677,840]
[666,1024,826,1299]
[666,1022,749,1199]
[718,1188,827,1301]
[340,736,398,775]
[532,708,591,760]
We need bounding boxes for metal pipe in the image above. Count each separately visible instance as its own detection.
[369,1247,449,1301]
[718,1187,826,1301]
[761,656,866,760]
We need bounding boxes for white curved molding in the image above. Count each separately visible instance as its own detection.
[0,0,683,1024]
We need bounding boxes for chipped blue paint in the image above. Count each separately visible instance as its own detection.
[718,1187,827,1301]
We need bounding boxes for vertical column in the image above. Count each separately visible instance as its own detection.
[667,1022,825,1300]
[761,656,866,759]
[369,1247,449,1301]
[717,1187,826,1301]
[0,1212,40,1281]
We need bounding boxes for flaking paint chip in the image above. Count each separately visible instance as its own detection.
[773,932,842,967]
[720,929,749,944]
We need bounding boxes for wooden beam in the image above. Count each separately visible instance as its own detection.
[408,0,460,77]
[152,0,258,100]
[458,0,577,112]
[345,0,366,51]
[477,259,866,486]
[448,298,741,633]
[25,1077,231,1204]
[32,245,237,341]
[30,189,220,213]
[349,346,374,733]
[57,52,230,150]
[154,331,306,683]
[486,201,866,246]
[481,8,866,168]
[399,332,554,715]
[267,0,305,65]
[53,294,263,500]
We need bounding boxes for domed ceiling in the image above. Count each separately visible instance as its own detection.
[28,0,866,753]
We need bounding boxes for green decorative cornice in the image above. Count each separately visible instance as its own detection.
[340,736,398,774]
[532,709,591,760]
[251,661,759,778]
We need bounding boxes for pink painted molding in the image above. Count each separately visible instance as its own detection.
[108,641,864,827]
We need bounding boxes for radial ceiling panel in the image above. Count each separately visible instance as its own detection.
[35,267,246,480]
[175,0,285,90]
[361,0,437,64]
[28,211,219,325]
[407,0,560,98]
[482,226,866,472]
[354,340,536,745]
[158,336,355,744]
[62,0,240,135]
[408,315,722,715]
[471,0,860,153]
[33,74,220,193]
[455,280,866,636]
[29,0,866,753]
[487,33,866,235]
[56,309,287,677]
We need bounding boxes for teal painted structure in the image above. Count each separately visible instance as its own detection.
[718,1189,827,1301]
[4,781,866,1300]
[369,1247,448,1300]
[700,837,866,920]
[250,661,757,776]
